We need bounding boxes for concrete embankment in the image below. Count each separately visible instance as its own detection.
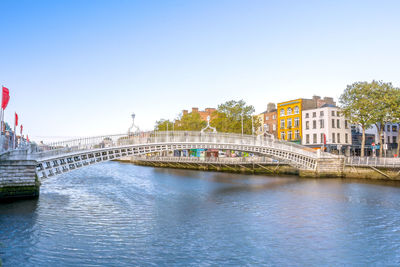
[118,158,400,181]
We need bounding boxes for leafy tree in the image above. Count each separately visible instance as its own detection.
[369,81,398,156]
[154,119,174,131]
[175,112,206,131]
[339,81,375,157]
[211,100,259,135]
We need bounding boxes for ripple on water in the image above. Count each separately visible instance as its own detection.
[1,162,400,266]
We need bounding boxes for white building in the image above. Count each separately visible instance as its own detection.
[364,123,399,145]
[302,104,352,150]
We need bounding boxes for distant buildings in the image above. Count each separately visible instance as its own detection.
[182,107,216,121]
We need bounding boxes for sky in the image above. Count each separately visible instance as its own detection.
[1,0,400,142]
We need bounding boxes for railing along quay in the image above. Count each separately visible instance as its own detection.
[346,157,400,168]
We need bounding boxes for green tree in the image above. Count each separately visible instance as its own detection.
[211,100,259,135]
[339,81,375,157]
[154,119,174,131]
[369,81,398,157]
[175,112,206,131]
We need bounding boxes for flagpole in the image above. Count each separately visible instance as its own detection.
[13,112,16,149]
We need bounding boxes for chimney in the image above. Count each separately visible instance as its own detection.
[192,107,199,113]
[267,103,276,112]
[182,110,188,115]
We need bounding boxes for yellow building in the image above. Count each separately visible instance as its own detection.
[254,113,265,135]
[277,99,303,143]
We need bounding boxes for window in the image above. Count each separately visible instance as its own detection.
[332,133,335,143]
[337,133,340,143]
[393,125,398,132]
[272,114,276,119]
[280,119,285,128]
[312,112,316,118]
[287,107,292,115]
[306,121,310,130]
[312,120,317,129]
[345,133,348,144]
[280,109,285,116]
[320,119,324,129]
[332,119,335,128]
[320,111,324,117]
[321,133,325,144]
[294,117,300,127]
[295,130,300,140]
[387,125,391,132]
[288,131,292,140]
[281,132,285,140]
[337,119,340,129]
[345,120,349,129]
[393,136,397,144]
[288,118,292,128]
[331,110,335,116]
[273,124,276,131]
[305,113,309,118]
[306,134,310,144]
[265,116,269,121]
[265,124,269,131]
[294,106,299,114]
[313,134,317,144]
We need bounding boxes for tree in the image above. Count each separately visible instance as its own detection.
[211,100,260,135]
[389,87,400,156]
[175,112,206,131]
[154,119,174,131]
[369,81,398,157]
[339,81,375,157]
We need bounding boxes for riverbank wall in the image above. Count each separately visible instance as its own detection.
[119,158,400,181]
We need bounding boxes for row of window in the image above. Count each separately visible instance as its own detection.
[265,114,277,120]
[304,119,349,130]
[280,130,301,141]
[386,125,398,132]
[264,124,277,131]
[304,110,339,118]
[280,118,300,128]
[280,106,299,116]
[305,133,349,144]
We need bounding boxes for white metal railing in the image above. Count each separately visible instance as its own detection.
[133,156,278,164]
[0,134,31,154]
[345,157,400,168]
[33,131,324,160]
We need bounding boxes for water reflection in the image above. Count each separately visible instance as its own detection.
[1,162,400,266]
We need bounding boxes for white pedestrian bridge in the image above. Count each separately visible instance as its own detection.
[30,131,338,179]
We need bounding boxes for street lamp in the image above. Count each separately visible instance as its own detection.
[241,112,244,136]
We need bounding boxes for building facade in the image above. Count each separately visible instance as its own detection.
[277,96,336,143]
[263,109,277,138]
[302,104,352,152]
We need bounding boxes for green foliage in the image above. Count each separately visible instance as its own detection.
[175,112,206,131]
[211,100,259,134]
[154,119,174,131]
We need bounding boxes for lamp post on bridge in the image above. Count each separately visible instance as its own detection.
[241,112,244,136]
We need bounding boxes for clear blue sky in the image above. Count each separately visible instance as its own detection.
[1,0,399,142]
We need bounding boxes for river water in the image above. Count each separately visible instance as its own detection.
[1,161,400,266]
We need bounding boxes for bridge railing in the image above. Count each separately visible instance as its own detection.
[346,156,400,168]
[35,131,320,159]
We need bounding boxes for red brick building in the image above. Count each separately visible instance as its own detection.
[182,107,216,121]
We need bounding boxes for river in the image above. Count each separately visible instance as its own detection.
[1,161,400,266]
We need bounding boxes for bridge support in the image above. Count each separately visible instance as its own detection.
[0,150,40,201]
[300,157,345,178]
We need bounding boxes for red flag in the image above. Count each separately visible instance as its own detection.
[15,112,18,126]
[323,133,326,145]
[27,135,30,143]
[1,86,10,110]
[20,124,23,135]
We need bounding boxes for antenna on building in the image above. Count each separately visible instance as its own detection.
[128,113,140,135]
[201,116,217,133]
